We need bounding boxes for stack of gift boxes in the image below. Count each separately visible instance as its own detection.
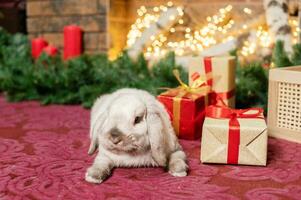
[158,56,268,166]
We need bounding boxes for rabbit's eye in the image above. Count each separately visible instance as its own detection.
[134,116,143,125]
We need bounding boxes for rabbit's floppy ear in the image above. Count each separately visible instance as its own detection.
[88,112,107,155]
[147,102,180,166]
[88,95,110,155]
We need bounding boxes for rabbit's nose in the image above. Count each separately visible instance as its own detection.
[110,128,123,144]
[110,133,122,144]
[110,131,120,138]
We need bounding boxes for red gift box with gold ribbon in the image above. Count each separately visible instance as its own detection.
[201,102,268,166]
[158,70,210,140]
[189,56,236,107]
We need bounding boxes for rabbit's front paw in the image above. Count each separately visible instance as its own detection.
[169,170,187,177]
[168,151,188,177]
[168,159,187,177]
[85,166,111,184]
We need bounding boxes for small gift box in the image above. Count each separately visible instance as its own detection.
[201,104,268,166]
[189,56,236,107]
[158,70,210,140]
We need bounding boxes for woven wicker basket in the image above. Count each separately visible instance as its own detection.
[268,66,301,143]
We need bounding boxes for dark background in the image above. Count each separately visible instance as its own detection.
[0,0,26,33]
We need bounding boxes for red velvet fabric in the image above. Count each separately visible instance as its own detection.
[1,96,301,199]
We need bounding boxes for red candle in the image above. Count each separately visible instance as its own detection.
[43,45,58,56]
[31,37,48,59]
[63,25,82,60]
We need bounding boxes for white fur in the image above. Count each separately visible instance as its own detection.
[99,147,158,167]
[85,88,188,184]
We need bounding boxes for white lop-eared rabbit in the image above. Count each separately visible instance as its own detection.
[85,88,188,184]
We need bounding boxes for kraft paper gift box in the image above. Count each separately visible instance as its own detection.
[188,56,236,107]
[200,104,268,166]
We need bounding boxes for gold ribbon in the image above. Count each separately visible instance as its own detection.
[160,70,210,98]
[161,70,210,135]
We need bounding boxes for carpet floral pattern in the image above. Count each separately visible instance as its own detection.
[0,97,301,199]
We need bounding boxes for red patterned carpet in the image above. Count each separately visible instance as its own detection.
[1,96,301,200]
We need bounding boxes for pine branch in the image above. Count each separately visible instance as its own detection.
[272,41,293,67]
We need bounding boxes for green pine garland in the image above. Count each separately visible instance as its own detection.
[235,62,268,111]
[235,40,301,112]
[229,50,269,112]
[2,28,299,111]
[0,28,187,108]
[272,40,301,67]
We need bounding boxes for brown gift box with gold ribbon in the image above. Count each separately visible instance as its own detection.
[157,71,210,140]
[188,56,236,107]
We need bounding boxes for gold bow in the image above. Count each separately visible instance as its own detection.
[160,70,210,99]
[160,69,210,136]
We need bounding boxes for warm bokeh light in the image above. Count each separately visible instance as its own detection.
[127,2,300,59]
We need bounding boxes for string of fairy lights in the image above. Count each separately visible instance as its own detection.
[126,2,300,59]
[162,5,234,57]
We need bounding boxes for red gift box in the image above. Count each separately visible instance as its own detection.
[157,70,210,140]
[158,92,208,140]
